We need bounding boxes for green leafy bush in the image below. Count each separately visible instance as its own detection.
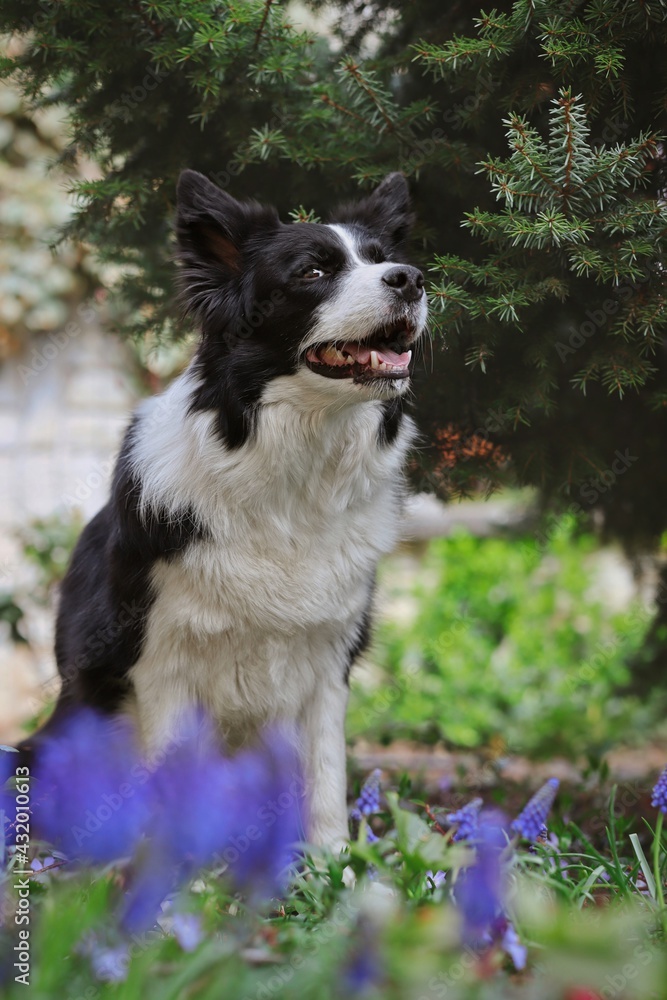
[349,517,658,756]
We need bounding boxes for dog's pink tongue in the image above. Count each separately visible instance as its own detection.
[377,346,411,365]
[344,343,371,364]
[343,342,411,366]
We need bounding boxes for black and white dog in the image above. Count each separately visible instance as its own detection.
[25,170,428,851]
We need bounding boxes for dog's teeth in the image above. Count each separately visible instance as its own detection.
[370,350,379,369]
[406,351,412,363]
[321,346,354,366]
[320,345,346,365]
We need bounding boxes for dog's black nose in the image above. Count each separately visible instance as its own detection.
[382,265,425,302]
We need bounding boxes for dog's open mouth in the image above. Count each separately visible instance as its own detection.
[304,322,414,382]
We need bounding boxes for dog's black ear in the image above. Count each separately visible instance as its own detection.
[331,172,414,252]
[175,169,279,329]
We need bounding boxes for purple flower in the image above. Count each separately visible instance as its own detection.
[349,806,379,844]
[455,810,507,943]
[30,856,55,871]
[350,770,382,845]
[123,716,304,930]
[499,918,527,971]
[90,944,130,983]
[228,727,304,891]
[121,851,174,934]
[143,710,250,867]
[651,765,667,814]
[77,934,130,983]
[171,912,203,952]
[528,824,549,853]
[446,797,482,842]
[425,869,447,889]
[31,709,151,862]
[24,707,304,932]
[455,811,527,971]
[354,769,382,816]
[511,779,559,842]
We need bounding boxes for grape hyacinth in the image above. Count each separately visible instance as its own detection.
[446,797,483,842]
[355,769,382,816]
[16,707,303,931]
[651,765,667,814]
[350,769,382,844]
[528,824,549,855]
[454,811,530,967]
[362,824,379,845]
[30,709,151,863]
[456,810,507,943]
[511,778,560,842]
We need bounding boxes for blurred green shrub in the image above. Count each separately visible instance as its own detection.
[19,515,82,596]
[349,516,658,757]
[0,516,81,647]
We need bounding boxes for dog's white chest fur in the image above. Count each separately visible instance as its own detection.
[127,369,414,751]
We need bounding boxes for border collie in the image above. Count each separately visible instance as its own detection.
[23,170,428,851]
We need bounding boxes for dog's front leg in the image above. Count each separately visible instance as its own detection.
[300,679,350,855]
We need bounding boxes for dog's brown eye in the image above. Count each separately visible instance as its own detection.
[300,265,327,280]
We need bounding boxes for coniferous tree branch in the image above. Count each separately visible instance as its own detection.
[2,0,667,558]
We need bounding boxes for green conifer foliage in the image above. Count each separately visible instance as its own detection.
[1,1,666,554]
[0,1,323,338]
[297,1,667,554]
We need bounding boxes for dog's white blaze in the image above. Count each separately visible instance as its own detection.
[327,223,366,266]
[127,365,416,845]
